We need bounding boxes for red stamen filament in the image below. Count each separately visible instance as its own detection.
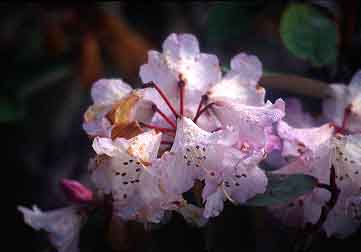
[178,79,185,117]
[211,127,222,133]
[331,123,344,134]
[161,141,173,145]
[341,105,352,131]
[140,122,176,135]
[193,95,207,122]
[193,102,217,123]
[145,82,179,119]
[152,105,177,129]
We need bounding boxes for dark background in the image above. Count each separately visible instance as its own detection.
[4,2,360,251]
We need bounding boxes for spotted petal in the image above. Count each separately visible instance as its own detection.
[91,131,170,223]
[277,121,334,157]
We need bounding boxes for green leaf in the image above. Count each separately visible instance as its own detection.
[280,3,338,66]
[246,173,318,207]
[0,98,24,123]
[206,3,260,43]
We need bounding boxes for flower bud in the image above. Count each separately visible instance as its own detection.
[60,179,93,204]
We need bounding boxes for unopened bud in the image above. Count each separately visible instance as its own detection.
[60,179,93,204]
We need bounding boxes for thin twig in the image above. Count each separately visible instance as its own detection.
[296,166,340,251]
[260,74,330,99]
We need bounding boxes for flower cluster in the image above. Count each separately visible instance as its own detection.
[18,33,361,252]
[271,71,361,238]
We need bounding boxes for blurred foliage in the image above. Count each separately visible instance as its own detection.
[280,3,338,66]
[0,97,24,122]
[247,174,318,207]
[206,2,262,43]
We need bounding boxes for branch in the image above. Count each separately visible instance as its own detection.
[260,74,330,99]
[295,166,340,252]
[313,165,340,231]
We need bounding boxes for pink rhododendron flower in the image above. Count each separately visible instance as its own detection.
[136,33,282,218]
[323,70,361,133]
[20,32,361,245]
[20,33,288,241]
[83,79,154,138]
[18,206,85,252]
[91,130,181,223]
[273,117,361,237]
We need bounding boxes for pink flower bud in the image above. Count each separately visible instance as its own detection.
[60,179,93,204]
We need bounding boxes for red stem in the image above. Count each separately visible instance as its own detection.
[161,141,173,145]
[140,122,176,134]
[298,166,341,251]
[193,95,207,122]
[179,80,185,117]
[313,166,340,231]
[152,105,177,129]
[341,105,352,131]
[193,102,217,123]
[145,82,179,119]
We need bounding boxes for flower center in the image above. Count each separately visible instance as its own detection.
[142,80,216,147]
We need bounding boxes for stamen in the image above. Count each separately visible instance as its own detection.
[145,82,179,118]
[193,95,208,122]
[330,123,344,134]
[341,104,352,131]
[152,104,177,129]
[140,122,176,135]
[193,102,217,123]
[161,141,173,145]
[211,127,222,133]
[178,77,186,116]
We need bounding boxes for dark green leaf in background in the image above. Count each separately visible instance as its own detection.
[206,2,263,43]
[0,98,24,123]
[246,173,318,207]
[280,3,338,66]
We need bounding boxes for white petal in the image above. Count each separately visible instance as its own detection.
[207,53,264,106]
[277,121,334,157]
[349,70,361,91]
[162,33,200,60]
[323,84,349,128]
[213,99,285,150]
[140,33,221,111]
[140,51,178,99]
[128,130,162,162]
[284,98,318,128]
[225,165,268,204]
[230,53,262,86]
[203,188,225,218]
[176,204,208,227]
[332,134,361,188]
[18,206,82,252]
[91,79,132,105]
[92,137,128,157]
